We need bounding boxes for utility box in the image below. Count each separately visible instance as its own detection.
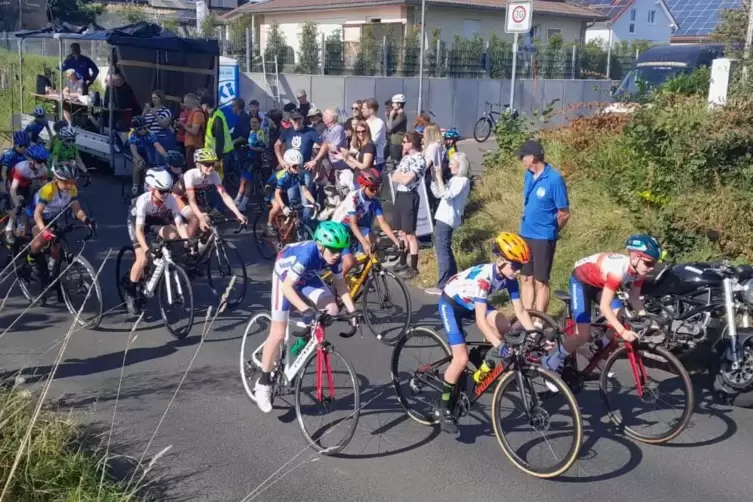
[708,57,738,109]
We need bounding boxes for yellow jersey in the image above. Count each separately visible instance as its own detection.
[34,181,78,216]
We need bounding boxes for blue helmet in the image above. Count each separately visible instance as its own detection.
[443,128,460,140]
[166,150,185,168]
[27,144,49,162]
[13,131,29,147]
[626,234,662,261]
[32,105,46,118]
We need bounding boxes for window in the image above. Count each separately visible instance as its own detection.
[630,8,636,22]
[648,10,656,24]
[547,28,561,41]
[528,24,540,40]
[629,23,635,33]
[463,19,481,39]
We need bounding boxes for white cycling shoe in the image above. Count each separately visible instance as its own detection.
[254,379,273,413]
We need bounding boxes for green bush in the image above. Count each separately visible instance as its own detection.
[0,49,61,134]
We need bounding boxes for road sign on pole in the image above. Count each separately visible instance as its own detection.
[505,1,533,113]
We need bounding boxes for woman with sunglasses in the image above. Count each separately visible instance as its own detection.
[254,220,359,413]
[331,168,402,276]
[184,148,247,235]
[435,232,537,433]
[543,234,662,373]
[123,169,190,315]
[265,149,317,236]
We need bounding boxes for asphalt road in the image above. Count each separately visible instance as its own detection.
[1,148,753,502]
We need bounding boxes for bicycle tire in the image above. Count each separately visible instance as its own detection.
[491,365,582,478]
[252,213,278,260]
[207,240,247,310]
[114,245,134,306]
[391,326,451,425]
[362,269,412,346]
[294,344,360,455]
[59,253,103,329]
[295,222,315,243]
[240,311,273,404]
[158,263,195,339]
[473,117,494,143]
[600,343,694,444]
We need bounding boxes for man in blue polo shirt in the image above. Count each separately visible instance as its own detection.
[275,109,322,218]
[518,140,570,313]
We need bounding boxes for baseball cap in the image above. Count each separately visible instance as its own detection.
[289,110,304,120]
[516,140,544,158]
[307,108,322,117]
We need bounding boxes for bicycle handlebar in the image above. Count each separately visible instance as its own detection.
[624,313,670,332]
[504,326,557,347]
[291,311,361,339]
[208,214,248,234]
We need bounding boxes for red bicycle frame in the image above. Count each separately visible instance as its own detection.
[313,324,335,402]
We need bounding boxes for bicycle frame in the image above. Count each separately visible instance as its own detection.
[321,252,375,299]
[144,245,185,305]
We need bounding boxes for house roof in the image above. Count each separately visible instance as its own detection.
[220,0,607,22]
[570,0,677,28]
[665,0,742,39]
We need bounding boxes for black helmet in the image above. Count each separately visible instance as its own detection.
[166,150,185,167]
[131,116,147,129]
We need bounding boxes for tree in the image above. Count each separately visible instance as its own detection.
[48,0,103,25]
[487,32,511,79]
[296,22,320,74]
[401,25,421,77]
[162,19,181,35]
[265,22,289,70]
[353,24,380,76]
[200,14,221,39]
[713,1,749,55]
[324,29,343,75]
[120,5,150,24]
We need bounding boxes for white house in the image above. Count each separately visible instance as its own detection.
[571,0,678,45]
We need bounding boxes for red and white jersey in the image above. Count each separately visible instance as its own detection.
[572,253,644,291]
[183,168,223,192]
[12,160,46,188]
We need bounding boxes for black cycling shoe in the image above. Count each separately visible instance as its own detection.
[434,406,458,434]
[121,280,141,316]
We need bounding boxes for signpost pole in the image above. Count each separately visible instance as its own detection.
[509,32,518,108]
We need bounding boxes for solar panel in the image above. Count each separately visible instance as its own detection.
[665,0,743,37]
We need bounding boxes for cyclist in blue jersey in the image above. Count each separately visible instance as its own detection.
[129,116,168,195]
[1,131,30,191]
[254,221,359,413]
[25,106,53,145]
[435,231,537,433]
[266,149,317,235]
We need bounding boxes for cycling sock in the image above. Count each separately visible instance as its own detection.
[439,380,455,409]
[409,254,418,271]
[259,371,271,386]
[398,252,407,267]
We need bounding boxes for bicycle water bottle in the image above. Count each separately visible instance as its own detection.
[473,359,496,384]
[291,337,307,357]
[145,257,165,295]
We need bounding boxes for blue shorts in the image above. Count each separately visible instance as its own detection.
[438,295,495,346]
[271,272,334,322]
[341,227,370,256]
[569,274,623,324]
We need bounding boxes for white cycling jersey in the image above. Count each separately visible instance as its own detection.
[129,191,182,226]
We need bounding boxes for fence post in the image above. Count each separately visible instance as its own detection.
[245,27,251,72]
[485,40,491,77]
[571,44,577,79]
[435,38,441,76]
[382,35,388,76]
[321,33,326,75]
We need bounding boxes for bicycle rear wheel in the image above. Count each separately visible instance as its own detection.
[362,269,412,346]
[492,365,582,478]
[240,311,273,404]
[58,253,103,329]
[158,263,194,339]
[252,213,279,260]
[391,326,451,425]
[295,343,360,455]
[600,343,694,444]
[473,117,494,143]
[207,240,247,310]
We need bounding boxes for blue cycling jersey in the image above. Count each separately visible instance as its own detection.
[275,169,306,192]
[1,149,26,170]
[128,130,161,166]
[274,241,342,284]
[442,263,520,310]
[25,120,48,143]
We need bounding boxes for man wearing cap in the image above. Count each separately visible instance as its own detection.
[275,109,322,217]
[308,108,326,135]
[518,139,570,313]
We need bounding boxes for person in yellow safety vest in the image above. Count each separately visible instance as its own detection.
[201,95,233,181]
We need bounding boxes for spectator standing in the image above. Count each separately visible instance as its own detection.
[275,109,322,216]
[143,90,171,134]
[422,123,445,216]
[231,98,251,170]
[308,108,326,135]
[282,103,297,129]
[202,94,234,180]
[296,90,314,125]
[264,108,283,170]
[344,100,363,142]
[178,93,205,171]
[103,72,141,130]
[339,120,375,191]
[319,109,348,190]
[176,97,190,155]
[517,140,570,313]
[424,152,471,295]
[387,94,407,165]
[391,131,427,279]
[362,98,387,173]
[61,43,99,95]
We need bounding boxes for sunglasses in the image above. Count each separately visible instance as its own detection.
[509,261,523,272]
[323,246,343,255]
[136,127,148,134]
[155,188,170,195]
[641,259,655,268]
[199,161,216,168]
[356,129,367,134]
[352,107,360,110]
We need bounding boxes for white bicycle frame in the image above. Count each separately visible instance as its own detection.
[144,245,185,305]
[250,320,324,386]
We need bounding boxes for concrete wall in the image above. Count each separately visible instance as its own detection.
[239,73,614,137]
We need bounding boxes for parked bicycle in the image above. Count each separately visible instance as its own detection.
[473,101,519,143]
[115,236,195,339]
[252,203,316,260]
[11,221,103,329]
[555,289,694,444]
[391,317,582,478]
[240,310,361,455]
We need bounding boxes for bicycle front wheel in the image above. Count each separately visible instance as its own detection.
[252,213,278,260]
[207,240,248,310]
[295,343,360,455]
[362,269,412,346]
[158,263,195,339]
[240,311,273,404]
[473,117,494,143]
[600,343,694,444]
[59,253,103,329]
[492,365,582,478]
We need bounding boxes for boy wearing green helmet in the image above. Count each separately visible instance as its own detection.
[254,220,361,413]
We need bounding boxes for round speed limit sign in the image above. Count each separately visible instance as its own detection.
[512,6,526,23]
[506,1,532,33]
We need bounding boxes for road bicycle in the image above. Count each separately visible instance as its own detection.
[252,203,316,260]
[391,314,582,479]
[554,289,694,444]
[183,214,248,310]
[473,101,518,143]
[240,310,361,455]
[115,236,194,339]
[11,221,103,329]
[319,241,411,346]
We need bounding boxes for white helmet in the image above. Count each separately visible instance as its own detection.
[283,148,303,166]
[59,126,76,140]
[145,168,173,190]
[391,93,406,104]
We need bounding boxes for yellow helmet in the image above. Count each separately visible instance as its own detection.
[194,148,218,164]
[492,232,531,264]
